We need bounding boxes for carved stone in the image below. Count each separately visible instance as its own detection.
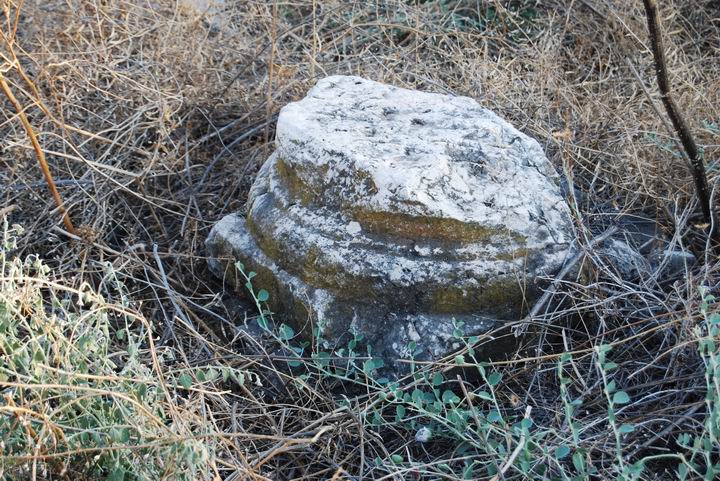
[207,76,574,367]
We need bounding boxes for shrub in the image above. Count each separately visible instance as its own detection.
[0,221,215,480]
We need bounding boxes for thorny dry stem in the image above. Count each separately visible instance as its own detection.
[641,0,717,247]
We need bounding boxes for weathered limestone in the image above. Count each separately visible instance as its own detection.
[207,76,574,367]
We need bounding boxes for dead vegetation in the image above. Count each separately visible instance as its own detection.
[1,0,719,479]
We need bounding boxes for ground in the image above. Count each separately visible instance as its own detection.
[0,1,719,480]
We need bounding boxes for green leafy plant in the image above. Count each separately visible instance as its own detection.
[0,221,217,480]
[233,258,720,480]
[673,288,720,480]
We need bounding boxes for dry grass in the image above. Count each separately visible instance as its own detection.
[1,0,719,479]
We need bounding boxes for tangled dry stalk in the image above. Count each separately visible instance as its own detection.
[1,0,719,480]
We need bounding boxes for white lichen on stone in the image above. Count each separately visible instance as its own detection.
[276,76,572,250]
[345,221,362,235]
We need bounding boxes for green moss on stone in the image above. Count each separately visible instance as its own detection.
[426,279,530,318]
[351,209,526,244]
[246,214,378,297]
[275,157,316,206]
[495,248,531,262]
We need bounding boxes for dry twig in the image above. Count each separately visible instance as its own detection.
[0,73,75,234]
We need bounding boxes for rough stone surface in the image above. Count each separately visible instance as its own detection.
[207,76,575,369]
[594,214,696,280]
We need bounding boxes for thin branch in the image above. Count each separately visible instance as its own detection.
[0,72,75,234]
[489,406,532,481]
[641,0,716,244]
